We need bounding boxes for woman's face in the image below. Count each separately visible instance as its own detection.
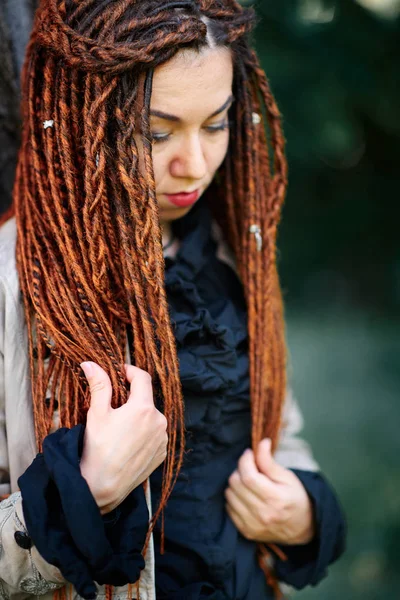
[142,46,234,225]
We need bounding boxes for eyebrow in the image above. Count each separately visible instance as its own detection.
[149,95,235,122]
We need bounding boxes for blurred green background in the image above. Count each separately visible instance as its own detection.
[250,1,400,598]
[1,0,399,598]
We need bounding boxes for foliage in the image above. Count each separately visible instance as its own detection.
[251,0,400,312]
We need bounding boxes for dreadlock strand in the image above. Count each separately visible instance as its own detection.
[255,66,288,448]
[237,61,265,450]
[248,79,277,446]
[55,67,92,273]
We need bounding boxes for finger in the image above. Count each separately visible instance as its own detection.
[226,503,246,534]
[124,364,154,406]
[80,362,112,415]
[224,486,253,524]
[225,488,263,540]
[228,470,266,510]
[256,438,288,483]
[237,449,277,501]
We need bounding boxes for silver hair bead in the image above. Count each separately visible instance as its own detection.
[43,119,54,130]
[252,112,261,125]
[249,224,263,252]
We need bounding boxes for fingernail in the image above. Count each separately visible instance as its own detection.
[80,361,94,377]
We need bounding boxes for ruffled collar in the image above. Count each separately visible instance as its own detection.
[164,201,249,431]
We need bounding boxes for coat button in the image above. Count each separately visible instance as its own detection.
[14,531,33,550]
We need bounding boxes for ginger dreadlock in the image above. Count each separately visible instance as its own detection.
[4,0,288,596]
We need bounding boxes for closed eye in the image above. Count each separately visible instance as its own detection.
[204,121,230,134]
[150,121,231,144]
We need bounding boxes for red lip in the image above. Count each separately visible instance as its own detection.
[165,189,200,208]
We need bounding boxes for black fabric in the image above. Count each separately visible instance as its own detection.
[18,425,148,599]
[149,200,346,599]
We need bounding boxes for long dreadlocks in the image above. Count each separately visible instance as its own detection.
[4,0,288,596]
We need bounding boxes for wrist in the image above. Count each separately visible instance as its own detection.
[292,496,316,545]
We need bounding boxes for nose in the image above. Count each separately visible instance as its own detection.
[169,133,207,181]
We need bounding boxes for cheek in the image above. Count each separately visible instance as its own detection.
[208,133,230,176]
[151,151,169,190]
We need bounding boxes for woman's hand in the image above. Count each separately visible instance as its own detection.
[225,439,315,545]
[79,361,168,515]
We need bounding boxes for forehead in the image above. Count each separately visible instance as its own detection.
[151,47,233,121]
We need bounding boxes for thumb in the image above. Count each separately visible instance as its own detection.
[80,361,112,415]
[256,438,286,483]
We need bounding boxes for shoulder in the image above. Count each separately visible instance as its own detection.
[0,216,21,311]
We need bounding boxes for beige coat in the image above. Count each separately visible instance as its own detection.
[0,217,318,599]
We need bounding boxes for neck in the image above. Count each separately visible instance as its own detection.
[161,221,173,250]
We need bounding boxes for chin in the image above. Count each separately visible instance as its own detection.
[158,201,199,223]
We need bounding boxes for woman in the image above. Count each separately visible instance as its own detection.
[0,0,346,598]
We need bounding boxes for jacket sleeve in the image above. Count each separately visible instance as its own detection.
[274,388,319,472]
[0,270,66,597]
[271,388,346,589]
